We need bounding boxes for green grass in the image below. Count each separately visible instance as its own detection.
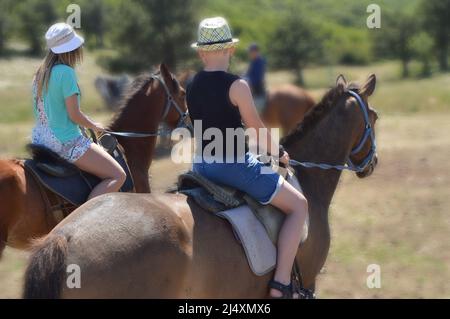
[268,61,450,114]
[0,52,109,124]
[1,54,449,126]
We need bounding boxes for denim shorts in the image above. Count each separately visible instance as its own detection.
[193,152,283,204]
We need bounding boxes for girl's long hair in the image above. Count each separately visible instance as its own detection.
[34,47,83,99]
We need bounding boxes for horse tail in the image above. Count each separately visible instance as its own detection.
[23,233,68,299]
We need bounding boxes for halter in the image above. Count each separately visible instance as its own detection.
[345,90,376,172]
[151,74,192,131]
[289,90,377,173]
[105,74,192,138]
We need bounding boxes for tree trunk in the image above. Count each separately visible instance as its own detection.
[401,58,410,78]
[294,67,305,86]
[0,34,4,56]
[0,19,5,55]
[30,40,42,56]
[438,44,448,72]
[96,34,104,48]
[421,59,432,77]
[29,31,42,56]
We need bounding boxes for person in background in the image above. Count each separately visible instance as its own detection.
[245,43,266,113]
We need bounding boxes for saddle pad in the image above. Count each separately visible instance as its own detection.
[217,205,277,276]
[214,172,308,276]
[24,149,134,206]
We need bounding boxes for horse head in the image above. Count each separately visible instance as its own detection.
[336,74,379,178]
[146,63,190,131]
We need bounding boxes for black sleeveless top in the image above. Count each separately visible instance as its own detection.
[187,71,248,160]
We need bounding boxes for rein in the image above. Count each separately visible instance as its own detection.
[289,90,376,173]
[106,74,192,138]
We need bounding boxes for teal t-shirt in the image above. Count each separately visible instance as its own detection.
[33,64,82,143]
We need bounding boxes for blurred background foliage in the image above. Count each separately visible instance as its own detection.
[0,0,448,84]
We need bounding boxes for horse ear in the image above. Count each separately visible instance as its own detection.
[159,63,172,82]
[360,73,376,97]
[336,74,347,88]
[145,77,155,96]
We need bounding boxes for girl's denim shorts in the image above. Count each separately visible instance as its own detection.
[193,152,283,204]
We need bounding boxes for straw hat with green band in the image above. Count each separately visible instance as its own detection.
[191,17,239,51]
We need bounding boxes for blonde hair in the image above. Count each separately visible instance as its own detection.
[34,47,83,99]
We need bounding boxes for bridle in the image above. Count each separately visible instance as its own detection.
[151,74,192,131]
[289,89,377,173]
[104,74,192,138]
[345,90,377,172]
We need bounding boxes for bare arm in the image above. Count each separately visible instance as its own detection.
[229,79,280,157]
[65,95,104,131]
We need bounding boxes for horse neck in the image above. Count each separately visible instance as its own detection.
[287,97,362,217]
[108,88,164,188]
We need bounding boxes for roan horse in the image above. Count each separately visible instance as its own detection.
[0,63,187,258]
[22,74,378,298]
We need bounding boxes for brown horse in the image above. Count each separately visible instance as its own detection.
[262,84,316,137]
[0,63,187,257]
[22,74,378,298]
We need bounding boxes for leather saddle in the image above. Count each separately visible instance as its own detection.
[24,134,134,214]
[177,164,308,245]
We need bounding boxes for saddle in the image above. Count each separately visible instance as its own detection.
[24,134,134,220]
[177,164,309,276]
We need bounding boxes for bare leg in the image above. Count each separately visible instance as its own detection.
[74,144,127,200]
[269,179,308,298]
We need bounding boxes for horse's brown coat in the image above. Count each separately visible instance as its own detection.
[263,84,316,136]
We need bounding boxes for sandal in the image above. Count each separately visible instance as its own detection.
[268,280,295,299]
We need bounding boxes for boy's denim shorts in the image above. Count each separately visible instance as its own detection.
[193,152,283,204]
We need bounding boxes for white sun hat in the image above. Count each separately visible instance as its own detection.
[191,17,239,51]
[45,23,84,54]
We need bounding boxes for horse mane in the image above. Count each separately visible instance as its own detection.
[109,73,155,127]
[281,82,359,147]
[109,69,181,128]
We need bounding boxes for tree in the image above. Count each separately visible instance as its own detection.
[107,0,197,73]
[16,0,58,55]
[78,0,107,48]
[411,32,434,77]
[372,9,416,78]
[0,0,15,55]
[269,13,323,86]
[0,4,7,55]
[421,0,450,72]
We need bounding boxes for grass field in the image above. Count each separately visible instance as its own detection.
[0,53,449,298]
